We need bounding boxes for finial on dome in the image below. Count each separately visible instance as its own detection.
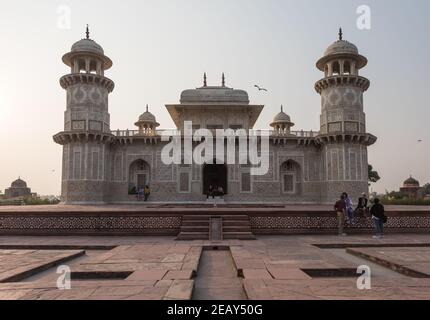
[281,105,284,113]
[222,73,226,87]
[146,104,149,112]
[338,27,343,41]
[86,24,90,39]
[203,73,207,87]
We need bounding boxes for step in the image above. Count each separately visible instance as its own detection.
[176,235,209,241]
[222,226,252,232]
[223,232,256,240]
[223,221,251,226]
[220,216,250,221]
[180,226,209,232]
[182,216,212,220]
[182,215,249,220]
[182,221,211,226]
[176,232,209,241]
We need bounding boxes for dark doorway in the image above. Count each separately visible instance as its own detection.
[203,163,228,195]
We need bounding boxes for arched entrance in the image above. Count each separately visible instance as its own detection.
[203,162,228,195]
[280,160,302,195]
[129,159,150,194]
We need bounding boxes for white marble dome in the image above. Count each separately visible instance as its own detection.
[180,87,250,104]
[316,31,368,71]
[273,111,292,123]
[71,38,104,55]
[324,40,359,57]
[63,36,112,70]
[135,106,160,127]
[138,111,157,123]
[271,107,294,128]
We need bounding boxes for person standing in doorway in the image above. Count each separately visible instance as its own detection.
[217,186,225,198]
[207,185,214,199]
[144,185,151,202]
[334,194,347,236]
[137,187,144,201]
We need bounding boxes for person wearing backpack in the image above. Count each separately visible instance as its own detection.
[370,198,386,239]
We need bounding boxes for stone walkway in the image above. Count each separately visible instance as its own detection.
[0,234,429,300]
[193,249,247,300]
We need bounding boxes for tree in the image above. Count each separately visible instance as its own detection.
[368,165,381,184]
[423,183,430,195]
[385,190,405,200]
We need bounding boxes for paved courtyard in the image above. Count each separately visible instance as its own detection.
[0,234,429,300]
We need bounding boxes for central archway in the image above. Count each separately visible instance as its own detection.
[203,162,228,195]
[129,159,150,194]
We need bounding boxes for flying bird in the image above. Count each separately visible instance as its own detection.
[418,140,423,143]
[254,85,268,92]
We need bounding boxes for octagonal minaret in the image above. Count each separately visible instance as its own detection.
[315,29,377,201]
[54,26,115,204]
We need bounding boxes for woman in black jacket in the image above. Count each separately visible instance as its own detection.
[370,198,386,239]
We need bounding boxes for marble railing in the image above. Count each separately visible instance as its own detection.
[111,129,320,138]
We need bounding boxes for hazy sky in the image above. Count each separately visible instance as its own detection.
[0,0,429,196]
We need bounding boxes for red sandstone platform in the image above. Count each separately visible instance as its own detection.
[0,204,429,236]
[0,204,429,214]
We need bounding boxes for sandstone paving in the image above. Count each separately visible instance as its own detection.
[346,247,430,277]
[0,234,429,300]
[164,280,194,300]
[0,249,85,283]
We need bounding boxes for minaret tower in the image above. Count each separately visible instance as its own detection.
[315,29,377,201]
[54,26,115,203]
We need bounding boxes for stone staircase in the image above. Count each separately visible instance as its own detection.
[176,215,256,241]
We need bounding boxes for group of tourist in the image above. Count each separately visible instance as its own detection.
[206,185,225,199]
[334,193,387,239]
[138,185,386,239]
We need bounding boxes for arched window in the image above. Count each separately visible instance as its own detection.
[332,61,340,76]
[78,59,86,73]
[344,61,351,75]
[280,160,302,194]
[89,60,97,74]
